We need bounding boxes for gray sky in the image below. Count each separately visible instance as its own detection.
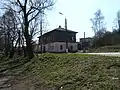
[46,0,120,41]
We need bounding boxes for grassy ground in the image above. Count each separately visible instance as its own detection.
[30,54,120,90]
[0,54,120,90]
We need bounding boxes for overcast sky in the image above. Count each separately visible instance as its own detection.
[46,0,120,41]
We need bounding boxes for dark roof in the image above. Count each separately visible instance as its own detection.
[38,26,78,38]
[54,26,78,33]
[80,37,93,39]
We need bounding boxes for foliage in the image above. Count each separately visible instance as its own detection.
[92,30,120,48]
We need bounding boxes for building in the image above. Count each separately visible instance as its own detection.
[37,26,78,53]
[78,37,93,50]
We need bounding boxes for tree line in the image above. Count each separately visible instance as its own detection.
[91,9,120,48]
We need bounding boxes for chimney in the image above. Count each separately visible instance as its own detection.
[59,25,61,28]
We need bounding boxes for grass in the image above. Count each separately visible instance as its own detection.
[0,54,120,90]
[29,54,120,90]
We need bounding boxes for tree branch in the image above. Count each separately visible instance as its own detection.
[28,11,41,23]
[26,6,34,15]
[17,0,24,10]
[25,0,28,7]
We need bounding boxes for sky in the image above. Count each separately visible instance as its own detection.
[46,0,120,41]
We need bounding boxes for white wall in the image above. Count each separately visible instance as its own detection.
[34,42,78,53]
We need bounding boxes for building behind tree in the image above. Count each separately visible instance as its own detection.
[36,26,78,53]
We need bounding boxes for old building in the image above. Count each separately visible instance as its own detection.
[37,26,78,53]
[78,37,93,50]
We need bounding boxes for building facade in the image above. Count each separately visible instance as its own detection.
[36,26,78,53]
[78,37,93,50]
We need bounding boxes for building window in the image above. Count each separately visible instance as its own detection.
[72,37,74,41]
[48,44,50,50]
[60,45,63,50]
[43,46,45,52]
[52,45,54,50]
[71,45,73,51]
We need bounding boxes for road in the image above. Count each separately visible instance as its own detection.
[86,52,120,57]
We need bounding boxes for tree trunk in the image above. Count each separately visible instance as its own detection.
[4,34,8,57]
[22,7,34,59]
[25,36,34,59]
[9,47,15,58]
[24,22,34,59]
[9,40,15,58]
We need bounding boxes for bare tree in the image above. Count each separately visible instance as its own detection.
[112,18,119,31]
[0,9,19,57]
[90,9,106,48]
[90,9,106,38]
[117,10,120,32]
[112,10,120,31]
[29,15,39,40]
[2,0,54,58]
[27,7,49,54]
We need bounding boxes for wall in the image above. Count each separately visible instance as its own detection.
[34,42,78,53]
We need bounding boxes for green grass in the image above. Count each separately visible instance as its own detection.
[28,54,120,90]
[0,54,120,90]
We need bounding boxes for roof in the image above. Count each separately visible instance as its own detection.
[54,26,78,33]
[80,37,93,39]
[38,26,78,38]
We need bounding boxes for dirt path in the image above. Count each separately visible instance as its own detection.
[86,52,120,57]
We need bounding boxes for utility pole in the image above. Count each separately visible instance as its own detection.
[83,32,86,53]
[40,15,43,54]
[40,3,44,54]
[65,18,68,53]
[59,12,68,53]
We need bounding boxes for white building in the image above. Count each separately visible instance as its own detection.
[35,26,78,53]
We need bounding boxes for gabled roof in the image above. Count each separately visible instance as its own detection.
[53,26,78,33]
[38,26,78,38]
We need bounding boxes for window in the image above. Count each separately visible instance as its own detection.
[52,45,54,50]
[48,44,50,50]
[71,45,73,51]
[60,45,63,50]
[72,37,74,41]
